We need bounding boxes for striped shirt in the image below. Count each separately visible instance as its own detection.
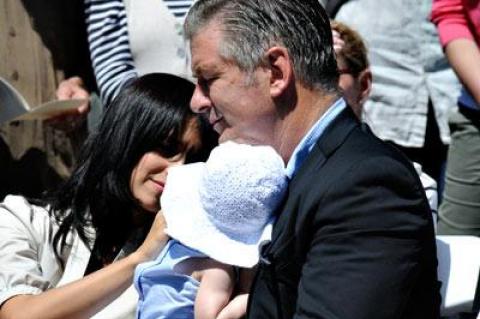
[85,0,194,106]
[163,0,193,18]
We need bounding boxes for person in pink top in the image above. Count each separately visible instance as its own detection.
[431,0,480,236]
[432,0,480,105]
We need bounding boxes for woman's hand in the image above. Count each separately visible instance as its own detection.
[133,211,169,263]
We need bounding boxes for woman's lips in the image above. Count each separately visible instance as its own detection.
[150,179,165,192]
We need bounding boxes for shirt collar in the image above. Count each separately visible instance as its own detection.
[285,98,346,179]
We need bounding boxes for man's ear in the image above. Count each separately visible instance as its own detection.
[358,68,372,106]
[265,46,293,98]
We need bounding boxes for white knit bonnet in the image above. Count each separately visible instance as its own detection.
[160,141,288,267]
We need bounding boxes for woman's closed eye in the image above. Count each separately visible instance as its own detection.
[153,144,182,159]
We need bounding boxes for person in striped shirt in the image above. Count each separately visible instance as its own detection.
[56,0,195,118]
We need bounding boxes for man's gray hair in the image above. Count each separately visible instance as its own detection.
[184,0,339,92]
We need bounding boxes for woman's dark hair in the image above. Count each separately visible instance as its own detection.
[46,73,217,265]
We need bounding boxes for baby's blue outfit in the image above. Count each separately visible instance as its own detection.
[134,239,207,319]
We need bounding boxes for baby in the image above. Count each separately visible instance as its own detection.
[134,141,288,319]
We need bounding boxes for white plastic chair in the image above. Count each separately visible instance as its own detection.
[436,236,480,317]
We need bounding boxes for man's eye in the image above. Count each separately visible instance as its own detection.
[198,77,215,92]
[197,78,208,89]
[202,77,216,86]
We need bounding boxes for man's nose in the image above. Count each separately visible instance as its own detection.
[190,84,212,114]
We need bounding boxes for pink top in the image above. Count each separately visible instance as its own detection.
[431,0,480,47]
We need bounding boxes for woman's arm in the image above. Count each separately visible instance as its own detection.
[0,212,168,319]
[444,38,480,105]
[1,253,143,319]
[431,0,480,105]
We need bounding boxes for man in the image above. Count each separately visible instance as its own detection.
[184,0,440,318]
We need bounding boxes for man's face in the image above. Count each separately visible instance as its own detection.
[190,22,278,145]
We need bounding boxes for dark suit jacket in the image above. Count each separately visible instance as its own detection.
[247,107,440,319]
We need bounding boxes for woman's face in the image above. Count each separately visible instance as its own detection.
[130,151,184,213]
[130,120,203,213]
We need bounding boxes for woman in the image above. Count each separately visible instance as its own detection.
[431,0,480,236]
[0,73,217,319]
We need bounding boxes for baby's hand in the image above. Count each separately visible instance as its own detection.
[216,294,248,319]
